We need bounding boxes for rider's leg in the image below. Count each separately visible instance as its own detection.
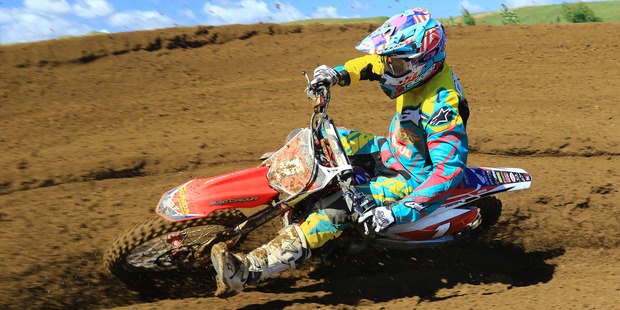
[356,174,417,206]
[298,195,351,249]
[335,127,384,156]
[356,172,460,223]
[356,174,431,224]
[211,224,309,298]
[211,193,351,298]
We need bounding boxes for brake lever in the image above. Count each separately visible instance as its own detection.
[302,71,318,101]
[302,71,330,109]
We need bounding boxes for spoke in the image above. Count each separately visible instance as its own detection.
[125,225,225,270]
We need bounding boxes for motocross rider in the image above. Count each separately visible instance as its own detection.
[211,8,469,298]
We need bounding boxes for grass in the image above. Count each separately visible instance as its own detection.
[278,1,620,26]
[281,16,389,25]
[438,1,620,25]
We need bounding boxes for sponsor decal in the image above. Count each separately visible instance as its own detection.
[390,130,413,159]
[496,172,504,183]
[474,172,487,185]
[503,172,510,183]
[440,200,465,209]
[514,173,522,182]
[278,154,306,177]
[402,63,436,89]
[510,173,516,182]
[395,144,413,159]
[486,170,495,185]
[162,207,174,217]
[376,39,414,54]
[210,196,260,206]
[429,106,454,126]
[404,201,425,211]
[177,186,190,216]
[161,196,176,217]
[432,223,451,239]
[396,130,414,144]
[524,173,531,181]
[400,107,421,125]
[358,42,372,50]
[452,71,464,97]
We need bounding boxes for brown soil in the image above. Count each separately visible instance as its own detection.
[1,22,619,309]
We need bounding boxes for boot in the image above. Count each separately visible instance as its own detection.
[211,225,309,298]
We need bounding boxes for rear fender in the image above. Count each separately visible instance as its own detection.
[443,167,532,206]
[156,166,279,222]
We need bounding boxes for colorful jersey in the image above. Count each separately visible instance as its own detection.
[336,54,469,223]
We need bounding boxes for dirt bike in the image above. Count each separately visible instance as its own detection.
[104,73,532,288]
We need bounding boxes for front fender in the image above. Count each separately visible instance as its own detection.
[156,166,279,222]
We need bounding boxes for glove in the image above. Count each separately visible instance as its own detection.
[311,65,340,87]
[358,206,395,233]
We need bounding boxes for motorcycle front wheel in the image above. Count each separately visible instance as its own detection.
[103,209,246,288]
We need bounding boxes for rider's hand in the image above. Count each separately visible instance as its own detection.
[311,65,340,87]
[358,205,395,233]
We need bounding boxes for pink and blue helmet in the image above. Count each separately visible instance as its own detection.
[356,8,447,98]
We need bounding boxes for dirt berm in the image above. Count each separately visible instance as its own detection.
[0,21,618,309]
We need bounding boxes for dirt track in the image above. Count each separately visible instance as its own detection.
[1,22,619,309]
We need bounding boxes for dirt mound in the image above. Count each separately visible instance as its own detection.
[0,21,618,309]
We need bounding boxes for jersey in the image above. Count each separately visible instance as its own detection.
[335,54,469,223]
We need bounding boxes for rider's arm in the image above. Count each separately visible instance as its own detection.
[410,88,468,205]
[335,55,384,86]
[390,86,469,220]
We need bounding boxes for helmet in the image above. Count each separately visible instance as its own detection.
[356,8,446,98]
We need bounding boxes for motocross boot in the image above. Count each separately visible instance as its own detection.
[211,224,309,298]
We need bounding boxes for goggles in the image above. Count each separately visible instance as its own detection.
[381,54,422,77]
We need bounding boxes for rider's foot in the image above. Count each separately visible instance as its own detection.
[211,242,249,298]
[210,225,309,298]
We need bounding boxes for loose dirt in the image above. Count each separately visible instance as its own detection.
[1,22,618,309]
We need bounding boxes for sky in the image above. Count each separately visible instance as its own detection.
[0,0,611,44]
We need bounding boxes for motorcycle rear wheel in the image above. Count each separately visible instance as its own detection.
[460,195,503,242]
[103,210,246,280]
[471,195,502,230]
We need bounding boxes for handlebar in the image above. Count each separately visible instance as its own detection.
[302,71,374,236]
[302,71,348,169]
